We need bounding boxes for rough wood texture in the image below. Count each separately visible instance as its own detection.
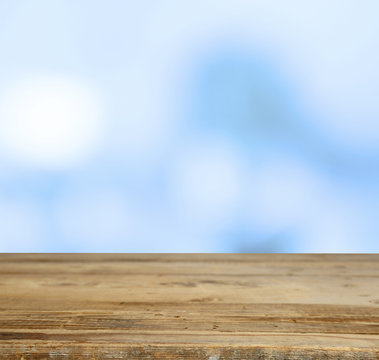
[0,254,378,359]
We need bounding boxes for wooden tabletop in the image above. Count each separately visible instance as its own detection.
[0,254,378,359]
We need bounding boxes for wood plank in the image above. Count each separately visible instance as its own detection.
[0,254,378,359]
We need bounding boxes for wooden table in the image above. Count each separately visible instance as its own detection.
[0,254,378,359]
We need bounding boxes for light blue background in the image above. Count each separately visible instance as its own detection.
[0,1,379,252]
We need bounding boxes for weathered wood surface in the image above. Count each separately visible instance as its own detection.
[0,254,378,359]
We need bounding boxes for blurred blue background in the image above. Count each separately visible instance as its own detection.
[0,1,379,252]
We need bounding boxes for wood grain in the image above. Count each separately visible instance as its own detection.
[0,254,378,359]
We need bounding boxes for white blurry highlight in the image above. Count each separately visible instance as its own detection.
[55,190,135,251]
[171,139,245,231]
[246,155,325,235]
[0,200,46,252]
[0,74,104,169]
[298,200,368,253]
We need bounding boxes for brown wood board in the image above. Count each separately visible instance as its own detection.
[0,254,378,359]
